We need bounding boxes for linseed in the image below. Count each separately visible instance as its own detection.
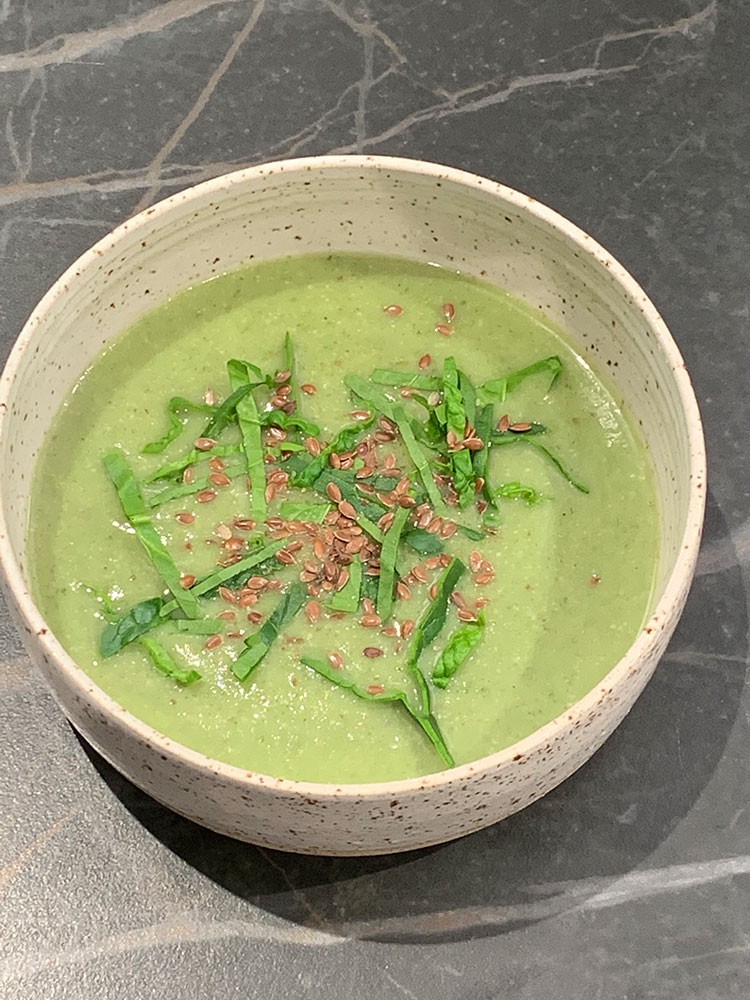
[175,511,195,525]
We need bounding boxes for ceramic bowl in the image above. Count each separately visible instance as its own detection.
[0,156,705,855]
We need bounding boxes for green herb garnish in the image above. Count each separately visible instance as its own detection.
[376,505,410,621]
[142,396,215,455]
[103,450,200,618]
[100,597,165,657]
[232,583,307,681]
[432,613,485,689]
[138,635,201,685]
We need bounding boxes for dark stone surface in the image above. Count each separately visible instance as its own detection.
[1,2,749,997]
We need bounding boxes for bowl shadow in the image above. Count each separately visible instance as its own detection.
[78,488,746,944]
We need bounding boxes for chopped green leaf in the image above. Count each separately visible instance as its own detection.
[390,402,445,511]
[327,557,363,613]
[443,357,475,508]
[138,635,201,685]
[143,443,243,484]
[278,500,332,523]
[377,505,410,621]
[494,481,543,504]
[292,419,373,488]
[301,656,454,767]
[343,374,396,419]
[142,396,215,455]
[230,361,267,522]
[370,369,442,391]
[477,355,563,405]
[103,450,200,618]
[100,597,165,658]
[147,459,247,508]
[402,527,444,556]
[233,583,306,681]
[432,613,485,689]
[201,383,255,438]
[283,332,301,412]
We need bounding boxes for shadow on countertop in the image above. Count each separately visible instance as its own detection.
[78,489,748,944]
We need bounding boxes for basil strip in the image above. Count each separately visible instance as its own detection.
[201,383,256,438]
[390,402,445,512]
[301,657,454,768]
[147,459,247,509]
[343,374,396,419]
[138,635,201,685]
[283,332,301,412]
[103,450,200,618]
[490,434,588,493]
[232,583,306,681]
[327,557,362,613]
[142,396,216,455]
[292,418,374,488]
[100,597,165,658]
[143,444,243,484]
[443,357,475,508]
[472,402,499,515]
[432,613,485,689]
[376,505,410,621]
[278,500,332,523]
[402,527,444,556]
[229,361,267,522]
[477,355,563,405]
[494,481,543,504]
[370,369,442,391]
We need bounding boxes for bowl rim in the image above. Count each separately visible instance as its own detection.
[0,153,707,798]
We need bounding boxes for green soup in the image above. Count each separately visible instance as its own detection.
[28,253,658,783]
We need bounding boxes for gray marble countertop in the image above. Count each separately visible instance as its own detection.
[1,2,748,997]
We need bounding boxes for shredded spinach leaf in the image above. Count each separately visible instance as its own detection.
[443,357,475,507]
[402,527,444,556]
[278,500,331,523]
[327,557,363,613]
[390,402,445,511]
[138,635,201,685]
[301,656,454,767]
[100,597,165,658]
[494,481,543,504]
[103,450,200,618]
[232,583,307,681]
[370,369,442,391]
[229,360,267,522]
[432,613,485,689]
[142,396,216,455]
[376,505,410,621]
[477,355,563,405]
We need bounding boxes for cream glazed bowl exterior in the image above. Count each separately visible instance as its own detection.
[0,156,705,855]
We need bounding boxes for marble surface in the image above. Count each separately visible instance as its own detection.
[1,1,748,997]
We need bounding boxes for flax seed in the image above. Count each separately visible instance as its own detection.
[335,567,350,591]
[305,601,321,624]
[233,517,255,532]
[396,581,412,601]
[216,610,236,622]
[427,516,444,534]
[411,564,428,583]
[328,652,344,670]
[304,436,322,456]
[350,409,371,421]
[364,648,383,660]
[381,625,399,638]
[300,383,317,395]
[451,591,469,610]
[267,579,282,591]
[179,574,196,589]
[360,613,382,628]
[247,611,263,624]
[218,586,236,604]
[175,511,195,525]
[509,421,532,433]
[238,591,259,607]
[209,471,231,487]
[442,302,455,322]
[476,597,490,609]
[196,489,217,504]
[286,539,304,553]
[217,554,243,568]
[326,482,343,503]
[338,500,357,520]
[378,511,395,531]
[203,387,216,406]
[418,353,431,369]
[194,437,217,451]
[276,549,295,565]
[329,452,341,469]
[275,369,291,384]
[439,553,452,568]
[383,303,403,317]
[204,634,223,650]
[226,631,245,639]
[435,324,453,336]
[469,551,483,573]
[474,572,494,585]
[355,465,374,479]
[402,619,415,639]
[182,466,195,485]
[457,609,478,623]
[497,414,510,432]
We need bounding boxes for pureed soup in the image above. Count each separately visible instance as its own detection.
[29,253,658,783]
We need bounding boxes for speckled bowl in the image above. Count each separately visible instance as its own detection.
[0,156,705,855]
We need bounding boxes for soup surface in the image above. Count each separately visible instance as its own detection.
[29,253,658,783]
